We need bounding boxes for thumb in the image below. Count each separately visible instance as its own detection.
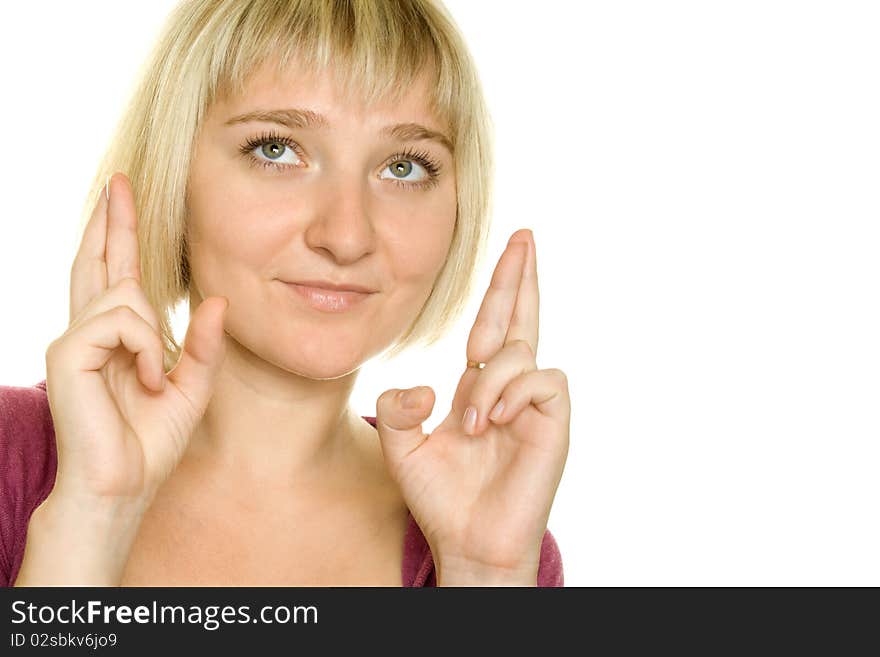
[166,296,228,416]
[375,386,435,466]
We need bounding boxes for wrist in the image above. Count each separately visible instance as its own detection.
[15,489,148,586]
[435,555,539,587]
[38,486,150,534]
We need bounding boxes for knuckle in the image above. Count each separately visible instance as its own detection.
[474,318,506,343]
[511,339,534,356]
[45,338,61,360]
[550,368,569,386]
[117,276,141,291]
[506,374,525,395]
[113,279,160,327]
[45,335,73,368]
[111,304,139,321]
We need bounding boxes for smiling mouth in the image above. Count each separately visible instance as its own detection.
[287,279,376,294]
[282,281,373,313]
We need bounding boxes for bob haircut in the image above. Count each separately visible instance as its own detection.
[77,0,494,371]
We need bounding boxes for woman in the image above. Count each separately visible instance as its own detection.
[2,0,569,586]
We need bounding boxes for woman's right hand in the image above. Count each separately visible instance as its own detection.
[46,172,228,507]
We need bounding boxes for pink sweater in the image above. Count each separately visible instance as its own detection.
[0,380,563,586]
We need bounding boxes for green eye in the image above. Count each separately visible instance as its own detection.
[260,142,287,160]
[239,131,305,170]
[379,150,441,190]
[382,147,441,186]
[390,160,413,177]
[381,158,430,184]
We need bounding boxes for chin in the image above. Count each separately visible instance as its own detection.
[271,347,366,380]
[288,360,364,381]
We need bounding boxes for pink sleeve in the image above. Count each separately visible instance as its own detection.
[0,381,57,587]
[537,528,564,587]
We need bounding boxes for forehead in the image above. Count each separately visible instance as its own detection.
[213,59,447,133]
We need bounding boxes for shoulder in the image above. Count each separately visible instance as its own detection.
[0,378,56,464]
[0,379,58,586]
[0,379,56,479]
[0,378,51,426]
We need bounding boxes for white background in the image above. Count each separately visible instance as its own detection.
[1,1,878,586]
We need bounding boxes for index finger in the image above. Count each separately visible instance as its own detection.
[465,235,528,364]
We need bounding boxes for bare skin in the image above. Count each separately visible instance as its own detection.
[16,60,455,586]
[119,62,457,585]
[119,418,411,585]
[17,59,569,587]
[180,61,456,482]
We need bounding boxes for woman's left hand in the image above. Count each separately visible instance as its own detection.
[375,229,570,585]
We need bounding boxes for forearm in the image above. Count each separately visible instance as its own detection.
[14,490,148,587]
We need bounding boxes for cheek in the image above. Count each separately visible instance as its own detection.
[381,192,457,287]
[187,170,292,269]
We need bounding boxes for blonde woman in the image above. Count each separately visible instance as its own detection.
[1,0,569,587]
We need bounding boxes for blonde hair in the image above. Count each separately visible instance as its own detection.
[78,0,494,370]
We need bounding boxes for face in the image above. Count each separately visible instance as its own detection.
[185,62,457,379]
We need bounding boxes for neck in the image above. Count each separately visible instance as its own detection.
[183,328,369,491]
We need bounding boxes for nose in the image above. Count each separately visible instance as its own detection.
[303,171,377,265]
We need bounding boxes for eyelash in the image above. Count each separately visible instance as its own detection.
[237,130,443,190]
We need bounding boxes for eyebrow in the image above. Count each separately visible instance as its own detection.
[224,108,454,154]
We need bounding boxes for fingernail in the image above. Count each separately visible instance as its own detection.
[105,174,111,201]
[489,399,505,421]
[463,406,477,434]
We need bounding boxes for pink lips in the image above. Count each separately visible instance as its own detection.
[283,282,372,313]
[291,279,375,294]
